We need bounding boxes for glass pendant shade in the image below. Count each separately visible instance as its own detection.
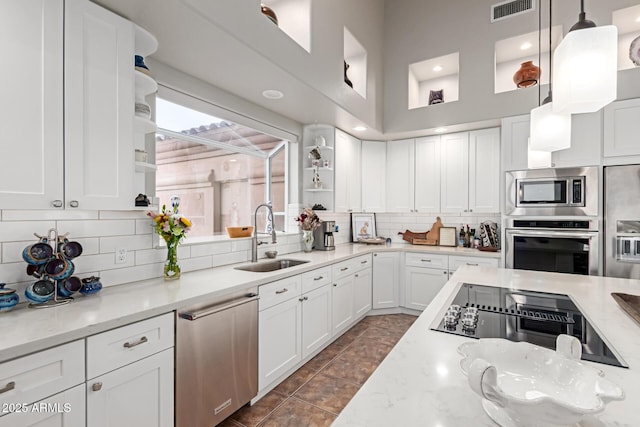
[527,138,552,169]
[552,25,618,114]
[529,102,572,152]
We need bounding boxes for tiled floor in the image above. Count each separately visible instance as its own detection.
[221,314,417,427]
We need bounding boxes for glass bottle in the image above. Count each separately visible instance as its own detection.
[458,225,465,247]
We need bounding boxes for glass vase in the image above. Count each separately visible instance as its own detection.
[164,240,181,280]
[302,230,314,252]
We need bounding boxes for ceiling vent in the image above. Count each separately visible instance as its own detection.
[491,0,535,22]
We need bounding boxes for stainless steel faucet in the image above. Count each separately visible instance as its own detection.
[252,202,277,262]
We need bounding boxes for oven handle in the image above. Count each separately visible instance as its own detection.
[506,229,598,240]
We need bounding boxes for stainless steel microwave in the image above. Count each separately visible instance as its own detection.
[505,167,598,216]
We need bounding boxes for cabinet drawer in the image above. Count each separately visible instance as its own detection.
[301,266,331,294]
[332,259,357,280]
[405,252,448,269]
[0,340,84,408]
[86,313,174,379]
[449,256,499,272]
[352,254,372,272]
[259,275,302,311]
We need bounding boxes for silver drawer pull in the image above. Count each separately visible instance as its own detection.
[340,267,348,271]
[0,381,15,394]
[314,276,324,281]
[92,382,103,392]
[421,259,432,262]
[303,296,308,301]
[360,260,368,264]
[466,263,479,266]
[275,288,288,294]
[123,336,148,349]
[355,274,359,278]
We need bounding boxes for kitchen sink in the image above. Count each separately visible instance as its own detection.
[234,259,309,272]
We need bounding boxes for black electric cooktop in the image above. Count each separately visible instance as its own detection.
[431,283,627,368]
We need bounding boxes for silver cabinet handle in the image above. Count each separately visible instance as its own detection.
[443,271,448,275]
[421,259,432,262]
[69,200,79,208]
[355,274,359,278]
[52,200,63,208]
[0,381,15,394]
[180,294,258,320]
[314,276,324,281]
[374,253,378,257]
[466,263,479,266]
[340,267,348,271]
[299,297,304,302]
[303,296,308,301]
[123,336,148,349]
[469,209,473,212]
[333,283,337,287]
[92,382,103,392]
[360,260,368,264]
[275,288,288,294]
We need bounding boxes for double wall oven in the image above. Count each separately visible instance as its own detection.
[505,167,600,276]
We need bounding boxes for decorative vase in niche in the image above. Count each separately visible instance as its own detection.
[164,240,181,280]
[261,4,278,26]
[344,61,353,88]
[302,230,314,252]
[428,89,444,105]
[513,61,540,88]
[629,35,640,66]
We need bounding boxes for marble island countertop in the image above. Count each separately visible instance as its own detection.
[332,266,640,427]
[0,243,499,363]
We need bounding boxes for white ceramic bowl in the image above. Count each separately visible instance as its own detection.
[458,335,624,427]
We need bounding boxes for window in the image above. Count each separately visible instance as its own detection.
[155,98,288,238]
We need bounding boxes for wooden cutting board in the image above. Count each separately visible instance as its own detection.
[611,293,640,326]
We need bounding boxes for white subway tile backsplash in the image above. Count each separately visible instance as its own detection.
[100,234,154,253]
[3,241,33,264]
[0,221,57,242]
[181,256,213,272]
[1,210,98,221]
[135,219,154,235]
[0,262,30,284]
[135,248,167,265]
[73,253,135,275]
[73,238,100,256]
[100,263,163,287]
[58,220,136,238]
[230,239,252,251]
[99,210,149,220]
[211,251,249,266]
[190,241,233,258]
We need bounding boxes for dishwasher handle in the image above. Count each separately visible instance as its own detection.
[179,293,259,321]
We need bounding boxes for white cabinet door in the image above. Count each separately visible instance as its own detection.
[414,136,441,213]
[469,128,500,213]
[604,98,640,158]
[258,297,302,391]
[372,252,400,309]
[552,112,602,168]
[353,267,372,318]
[65,0,135,210]
[386,139,415,212]
[440,132,470,213]
[86,348,174,427]
[361,140,387,212]
[301,284,332,359]
[0,0,64,209]
[331,275,355,335]
[0,385,85,427]
[334,129,361,212]
[501,115,530,172]
[404,267,449,311]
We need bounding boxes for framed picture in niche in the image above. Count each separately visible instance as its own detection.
[429,89,444,105]
[351,213,376,242]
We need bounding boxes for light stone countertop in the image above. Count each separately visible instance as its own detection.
[332,266,640,427]
[0,243,499,363]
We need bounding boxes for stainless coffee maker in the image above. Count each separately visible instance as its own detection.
[313,221,335,251]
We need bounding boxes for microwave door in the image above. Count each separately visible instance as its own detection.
[518,180,568,206]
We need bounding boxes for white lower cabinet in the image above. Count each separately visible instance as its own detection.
[0,384,85,427]
[404,267,449,311]
[331,275,355,335]
[372,252,401,309]
[448,255,500,277]
[301,284,332,359]
[353,267,372,317]
[86,349,173,427]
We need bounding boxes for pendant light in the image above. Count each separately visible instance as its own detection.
[530,0,572,152]
[552,0,617,114]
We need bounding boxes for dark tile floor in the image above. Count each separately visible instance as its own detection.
[222,314,417,427]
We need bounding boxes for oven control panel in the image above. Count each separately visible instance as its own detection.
[616,236,640,262]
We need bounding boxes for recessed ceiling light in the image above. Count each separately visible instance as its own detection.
[520,42,533,50]
[432,65,443,72]
[636,16,640,22]
[434,127,448,133]
[229,159,238,163]
[353,126,367,131]
[262,89,284,99]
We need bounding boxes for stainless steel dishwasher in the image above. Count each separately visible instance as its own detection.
[176,287,258,427]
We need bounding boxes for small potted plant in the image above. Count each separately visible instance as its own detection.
[295,208,321,252]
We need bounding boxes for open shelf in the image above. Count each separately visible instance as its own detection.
[134,116,157,134]
[494,26,562,94]
[408,52,459,110]
[261,0,311,52]
[344,27,367,98]
[305,188,332,192]
[135,161,158,173]
[613,4,640,71]
[135,71,157,97]
[134,24,158,57]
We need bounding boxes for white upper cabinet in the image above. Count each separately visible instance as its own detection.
[0,0,64,209]
[440,132,469,213]
[469,128,500,213]
[361,140,387,212]
[604,98,640,159]
[386,139,415,212]
[334,129,362,213]
[65,0,135,210]
[414,136,441,212]
[500,115,529,172]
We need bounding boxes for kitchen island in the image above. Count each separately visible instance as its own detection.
[332,266,640,427]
